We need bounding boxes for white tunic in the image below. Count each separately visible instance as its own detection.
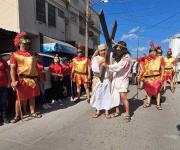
[90,56,112,111]
[175,62,180,82]
[108,54,131,107]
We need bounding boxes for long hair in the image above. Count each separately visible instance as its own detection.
[112,41,131,62]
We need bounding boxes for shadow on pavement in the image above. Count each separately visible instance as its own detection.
[176,124,180,131]
[129,98,144,117]
[151,95,166,105]
[39,97,79,115]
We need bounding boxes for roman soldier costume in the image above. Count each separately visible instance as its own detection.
[10,32,40,101]
[72,48,91,85]
[142,42,165,96]
[163,48,176,81]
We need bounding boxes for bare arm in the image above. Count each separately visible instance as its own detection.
[10,64,18,89]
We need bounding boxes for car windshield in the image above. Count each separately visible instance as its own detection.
[39,55,53,67]
[0,54,11,61]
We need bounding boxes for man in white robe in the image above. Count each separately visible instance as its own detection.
[90,44,112,119]
[102,41,131,122]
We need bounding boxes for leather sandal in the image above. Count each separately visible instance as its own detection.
[124,115,130,123]
[143,103,151,108]
[30,113,42,118]
[92,113,101,118]
[105,114,111,119]
[156,105,162,110]
[111,113,120,118]
[10,116,21,123]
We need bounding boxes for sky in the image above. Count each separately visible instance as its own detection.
[94,0,180,58]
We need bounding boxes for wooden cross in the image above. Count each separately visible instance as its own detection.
[98,10,117,82]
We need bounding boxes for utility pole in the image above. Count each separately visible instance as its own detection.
[85,1,89,57]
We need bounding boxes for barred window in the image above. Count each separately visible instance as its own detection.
[36,0,46,23]
[79,15,85,35]
[58,9,64,18]
[70,12,78,24]
[48,3,56,27]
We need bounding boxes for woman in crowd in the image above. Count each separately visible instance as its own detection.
[61,57,71,97]
[50,54,64,103]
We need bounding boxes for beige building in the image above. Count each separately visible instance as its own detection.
[0,0,100,54]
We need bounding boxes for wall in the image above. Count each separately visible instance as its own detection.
[170,37,180,58]
[0,0,20,32]
[18,0,66,40]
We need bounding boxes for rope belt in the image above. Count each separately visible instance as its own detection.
[93,72,100,77]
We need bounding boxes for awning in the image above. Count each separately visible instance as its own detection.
[41,36,77,54]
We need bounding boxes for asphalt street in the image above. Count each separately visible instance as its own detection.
[0,84,180,150]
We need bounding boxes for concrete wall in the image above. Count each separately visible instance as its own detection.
[19,0,66,41]
[68,0,100,49]
[170,37,180,58]
[0,0,20,32]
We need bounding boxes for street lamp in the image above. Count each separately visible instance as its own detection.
[85,0,108,57]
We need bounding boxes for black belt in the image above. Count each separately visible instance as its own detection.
[144,74,160,78]
[18,74,38,79]
[165,68,173,70]
[74,71,87,75]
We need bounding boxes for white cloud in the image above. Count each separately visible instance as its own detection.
[174,33,180,38]
[132,47,147,52]
[121,33,138,40]
[121,26,143,40]
[161,38,170,44]
[128,26,141,34]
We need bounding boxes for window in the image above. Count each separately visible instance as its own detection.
[48,3,56,27]
[36,0,46,23]
[70,12,78,24]
[58,9,64,18]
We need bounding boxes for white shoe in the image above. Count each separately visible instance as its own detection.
[52,99,57,104]
[42,104,48,110]
[70,97,74,101]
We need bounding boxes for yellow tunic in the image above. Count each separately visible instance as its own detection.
[143,56,163,96]
[164,56,176,80]
[13,52,39,88]
[72,57,90,85]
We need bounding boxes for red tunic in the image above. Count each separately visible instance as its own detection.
[50,63,63,75]
[0,58,8,87]
[37,62,46,81]
[10,50,40,101]
[61,63,71,76]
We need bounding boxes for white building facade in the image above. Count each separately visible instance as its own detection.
[169,35,180,58]
[0,0,100,53]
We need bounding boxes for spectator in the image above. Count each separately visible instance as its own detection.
[61,57,71,97]
[50,55,64,103]
[0,57,10,125]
